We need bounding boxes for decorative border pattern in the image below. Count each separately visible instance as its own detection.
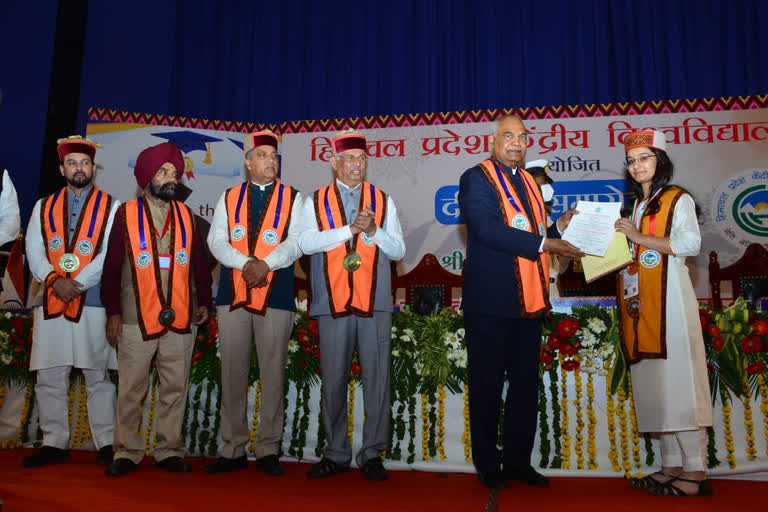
[88,94,768,135]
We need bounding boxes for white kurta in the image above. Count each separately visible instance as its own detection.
[26,196,120,371]
[630,194,714,432]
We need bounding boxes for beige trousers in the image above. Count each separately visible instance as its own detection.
[217,306,293,459]
[113,323,195,463]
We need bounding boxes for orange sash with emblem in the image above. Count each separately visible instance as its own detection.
[226,181,296,314]
[41,186,113,322]
[478,159,550,317]
[314,182,386,318]
[124,197,195,340]
[618,186,685,364]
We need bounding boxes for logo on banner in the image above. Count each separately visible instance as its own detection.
[435,186,463,225]
[713,169,768,248]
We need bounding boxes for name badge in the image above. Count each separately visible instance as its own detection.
[159,253,171,270]
[622,268,639,299]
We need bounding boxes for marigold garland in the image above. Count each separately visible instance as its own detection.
[626,382,642,470]
[73,377,91,448]
[586,374,598,469]
[144,373,158,456]
[741,375,757,461]
[347,381,355,448]
[759,373,768,456]
[559,356,571,470]
[605,389,620,472]
[248,381,260,452]
[573,368,584,469]
[437,384,446,460]
[616,387,632,477]
[67,378,76,445]
[721,392,736,469]
[0,382,6,413]
[462,383,471,463]
[407,395,416,464]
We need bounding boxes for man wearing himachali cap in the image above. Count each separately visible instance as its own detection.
[23,136,120,467]
[614,130,713,497]
[298,129,405,481]
[100,142,212,476]
[204,130,303,475]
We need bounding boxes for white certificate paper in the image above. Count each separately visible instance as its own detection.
[561,201,622,257]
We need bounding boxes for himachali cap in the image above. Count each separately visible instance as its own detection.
[332,132,366,154]
[57,135,100,162]
[243,130,278,155]
[134,142,185,189]
[623,130,667,153]
[525,158,553,184]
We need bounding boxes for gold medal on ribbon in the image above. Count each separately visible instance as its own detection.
[627,297,640,318]
[59,253,80,273]
[343,252,362,272]
[158,308,176,327]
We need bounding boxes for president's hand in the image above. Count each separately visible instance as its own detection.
[556,209,579,232]
[106,315,122,347]
[192,306,209,326]
[52,278,84,302]
[543,239,585,258]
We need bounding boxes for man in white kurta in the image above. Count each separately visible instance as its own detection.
[23,136,119,467]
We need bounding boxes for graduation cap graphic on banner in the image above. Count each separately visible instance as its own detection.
[150,130,223,179]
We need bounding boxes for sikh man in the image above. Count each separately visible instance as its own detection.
[458,115,582,489]
[205,130,303,475]
[23,136,119,467]
[101,142,212,476]
[298,129,405,481]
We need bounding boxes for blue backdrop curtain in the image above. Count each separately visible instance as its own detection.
[0,0,766,221]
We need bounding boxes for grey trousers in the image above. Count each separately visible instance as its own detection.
[113,324,195,463]
[217,306,293,459]
[317,312,391,467]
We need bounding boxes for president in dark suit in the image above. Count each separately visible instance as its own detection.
[458,115,582,490]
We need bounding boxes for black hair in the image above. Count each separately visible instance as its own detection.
[624,147,673,201]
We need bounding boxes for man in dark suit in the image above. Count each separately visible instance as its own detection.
[458,115,582,490]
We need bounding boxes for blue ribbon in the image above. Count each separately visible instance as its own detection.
[87,191,102,238]
[273,183,284,229]
[234,182,247,224]
[48,189,62,233]
[369,183,376,212]
[491,161,521,213]
[323,187,336,229]
[173,201,187,248]
[138,197,147,250]
[522,173,545,220]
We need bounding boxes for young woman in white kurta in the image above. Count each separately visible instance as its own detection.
[615,131,714,497]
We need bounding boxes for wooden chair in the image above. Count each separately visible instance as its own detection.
[393,253,463,315]
[709,243,768,309]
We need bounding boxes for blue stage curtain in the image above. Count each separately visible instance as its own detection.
[78,0,768,129]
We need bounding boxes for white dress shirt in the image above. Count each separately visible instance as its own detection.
[297,179,406,261]
[207,181,304,271]
[0,169,21,247]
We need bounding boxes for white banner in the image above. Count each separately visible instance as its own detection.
[87,105,768,298]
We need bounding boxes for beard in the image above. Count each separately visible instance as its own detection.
[67,172,93,189]
[149,181,177,201]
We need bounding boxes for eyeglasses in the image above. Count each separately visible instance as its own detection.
[251,150,278,160]
[500,132,529,144]
[336,154,368,164]
[625,154,657,167]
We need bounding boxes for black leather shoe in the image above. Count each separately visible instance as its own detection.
[105,457,138,476]
[255,454,284,476]
[204,455,248,474]
[307,458,349,478]
[97,445,114,466]
[360,457,388,481]
[478,469,508,490]
[505,466,549,486]
[22,446,70,467]
[155,456,192,473]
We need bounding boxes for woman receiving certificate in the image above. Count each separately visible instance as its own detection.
[614,130,714,497]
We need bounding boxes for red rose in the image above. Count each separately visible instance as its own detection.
[559,342,580,357]
[712,337,724,351]
[557,319,580,338]
[297,329,311,345]
[746,361,765,375]
[707,324,721,337]
[561,359,580,372]
[351,361,361,375]
[539,349,555,363]
[698,308,710,321]
[753,319,768,336]
[191,351,205,363]
[741,336,762,354]
[205,336,216,346]
[544,363,553,371]
[314,347,321,359]
[12,317,25,336]
[303,345,313,354]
